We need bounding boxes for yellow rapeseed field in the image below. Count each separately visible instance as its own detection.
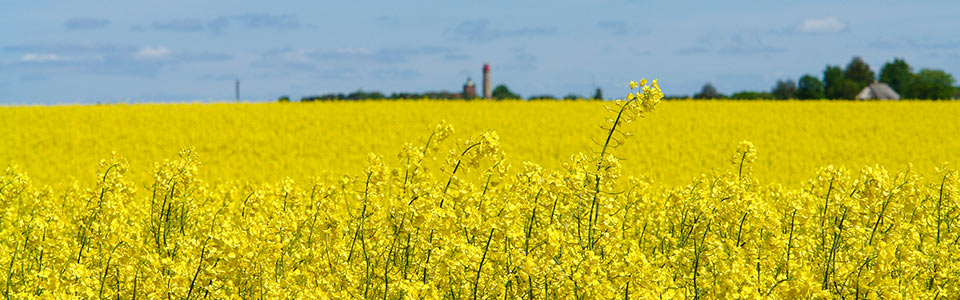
[2,80,960,298]
[1,97,958,186]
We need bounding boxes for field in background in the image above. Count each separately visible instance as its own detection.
[1,100,957,185]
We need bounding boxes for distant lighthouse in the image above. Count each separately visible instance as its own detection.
[482,63,491,100]
[462,77,477,99]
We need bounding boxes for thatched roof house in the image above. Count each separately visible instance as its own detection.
[856,82,900,100]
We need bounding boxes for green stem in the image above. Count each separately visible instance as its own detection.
[473,229,495,300]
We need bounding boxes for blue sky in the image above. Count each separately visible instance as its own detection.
[1,0,958,103]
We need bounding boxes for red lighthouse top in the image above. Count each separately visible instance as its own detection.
[483,63,490,72]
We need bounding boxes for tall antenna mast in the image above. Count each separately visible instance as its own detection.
[235,79,240,102]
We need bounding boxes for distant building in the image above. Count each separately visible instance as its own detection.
[483,63,491,100]
[856,82,900,100]
[462,77,477,99]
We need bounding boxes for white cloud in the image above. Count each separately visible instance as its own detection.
[285,48,382,62]
[135,46,172,59]
[315,48,375,56]
[280,49,313,63]
[19,53,63,63]
[795,17,847,34]
[275,48,373,64]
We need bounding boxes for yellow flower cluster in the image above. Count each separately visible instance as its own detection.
[2,80,959,298]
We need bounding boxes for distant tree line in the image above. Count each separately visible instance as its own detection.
[291,85,606,102]
[692,57,958,100]
[299,90,463,102]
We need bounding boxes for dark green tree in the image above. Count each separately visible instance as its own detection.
[693,83,724,99]
[592,88,603,100]
[879,58,913,94]
[730,91,772,100]
[527,94,556,100]
[840,80,861,100]
[903,69,956,99]
[492,84,521,100]
[844,56,875,89]
[824,65,858,99]
[346,90,385,100]
[823,65,843,99]
[771,79,797,100]
[796,74,825,99]
[277,95,290,102]
[563,93,583,100]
